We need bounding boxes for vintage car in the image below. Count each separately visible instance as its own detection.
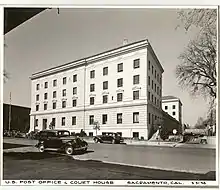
[93,132,124,144]
[35,130,88,155]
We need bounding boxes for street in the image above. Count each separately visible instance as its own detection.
[3,138,216,180]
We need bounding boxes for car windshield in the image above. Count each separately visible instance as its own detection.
[58,131,70,137]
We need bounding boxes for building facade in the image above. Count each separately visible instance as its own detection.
[30,39,164,139]
[3,103,31,133]
[162,96,182,125]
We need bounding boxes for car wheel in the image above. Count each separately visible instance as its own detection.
[38,144,45,153]
[65,146,74,155]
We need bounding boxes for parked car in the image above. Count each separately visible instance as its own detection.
[182,133,208,144]
[35,129,88,155]
[93,132,124,144]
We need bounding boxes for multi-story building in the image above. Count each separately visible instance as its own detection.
[30,39,164,139]
[162,96,182,125]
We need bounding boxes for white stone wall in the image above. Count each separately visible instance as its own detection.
[162,100,181,122]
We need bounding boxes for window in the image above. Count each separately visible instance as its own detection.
[117,63,123,72]
[36,105,39,111]
[103,95,108,104]
[117,78,123,87]
[72,100,77,107]
[155,97,156,104]
[152,80,154,89]
[62,117,65,126]
[90,84,95,92]
[157,87,159,95]
[35,119,38,127]
[155,70,156,78]
[117,93,123,102]
[90,70,95,78]
[36,94,39,101]
[73,74,77,82]
[103,67,108,76]
[133,132,139,138]
[133,90,139,100]
[44,93,48,100]
[53,91,56,98]
[160,77,162,85]
[62,89,66,97]
[173,112,176,116]
[157,74,159,82]
[90,97,94,105]
[148,91,150,100]
[72,116,76,125]
[133,59,140,69]
[152,66,154,74]
[133,75,140,85]
[89,132,93,137]
[89,115,94,125]
[173,105,176,109]
[152,114,154,124]
[165,106,168,110]
[148,113,151,124]
[133,112,139,123]
[44,82,48,89]
[62,101,66,108]
[103,81,108,90]
[63,77,67,85]
[154,84,156,92]
[36,84,40,90]
[53,102,56,109]
[44,103,47,110]
[102,114,107,124]
[53,79,57,87]
[148,61,150,70]
[117,113,122,124]
[73,87,77,95]
[152,94,154,102]
[148,76,150,86]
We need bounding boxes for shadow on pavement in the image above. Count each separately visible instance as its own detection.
[3,143,31,149]
[3,150,95,160]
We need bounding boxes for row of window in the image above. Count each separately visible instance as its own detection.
[35,91,140,111]
[148,60,162,84]
[148,76,162,96]
[36,59,141,91]
[148,91,161,108]
[35,112,140,128]
[164,105,176,110]
[165,111,176,116]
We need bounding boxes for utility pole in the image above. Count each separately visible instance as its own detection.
[8,92,11,131]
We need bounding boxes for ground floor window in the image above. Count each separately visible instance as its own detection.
[35,119,38,127]
[117,113,122,124]
[133,112,139,123]
[89,132,93,137]
[133,132,139,138]
[72,116,76,125]
[62,117,65,126]
[43,119,47,130]
[102,114,107,124]
[89,115,94,125]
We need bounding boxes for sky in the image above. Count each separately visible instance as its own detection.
[3,8,214,126]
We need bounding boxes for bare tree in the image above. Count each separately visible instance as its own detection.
[176,9,217,99]
[93,121,100,136]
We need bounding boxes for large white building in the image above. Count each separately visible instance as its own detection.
[30,39,164,139]
[162,96,182,125]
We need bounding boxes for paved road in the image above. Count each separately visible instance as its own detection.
[3,138,216,174]
[74,143,216,174]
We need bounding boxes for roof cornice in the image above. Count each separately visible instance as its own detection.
[30,39,162,80]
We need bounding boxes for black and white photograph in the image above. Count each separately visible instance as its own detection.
[2,6,218,187]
